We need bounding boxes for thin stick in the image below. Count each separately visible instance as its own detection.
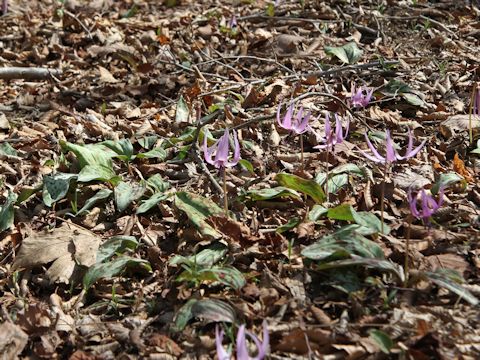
[404,214,412,287]
[222,168,228,215]
[0,67,62,81]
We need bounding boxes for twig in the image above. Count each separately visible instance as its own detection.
[285,60,399,80]
[0,67,62,81]
[63,10,93,39]
[419,15,458,39]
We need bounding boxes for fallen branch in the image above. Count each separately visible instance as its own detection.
[0,67,62,81]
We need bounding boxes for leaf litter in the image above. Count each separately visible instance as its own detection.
[1,0,480,358]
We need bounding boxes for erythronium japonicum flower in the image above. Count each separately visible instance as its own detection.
[360,129,427,234]
[228,14,237,29]
[404,186,444,283]
[216,321,269,360]
[313,113,349,200]
[313,113,349,150]
[350,84,374,108]
[408,187,444,226]
[203,128,240,213]
[277,103,312,171]
[360,129,426,164]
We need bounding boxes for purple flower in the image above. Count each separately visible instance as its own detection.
[474,87,480,116]
[203,128,241,169]
[313,113,349,150]
[1,0,7,15]
[228,14,237,29]
[277,103,311,135]
[216,321,269,360]
[350,84,374,108]
[408,187,444,225]
[359,129,426,164]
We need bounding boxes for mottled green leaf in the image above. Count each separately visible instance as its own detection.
[75,188,112,217]
[369,329,394,354]
[60,141,115,169]
[0,191,16,232]
[83,256,151,289]
[431,172,464,195]
[42,173,77,207]
[275,173,326,203]
[324,42,363,64]
[276,217,301,233]
[115,181,146,212]
[136,192,169,214]
[175,192,224,239]
[240,186,301,202]
[301,225,384,261]
[77,164,119,184]
[96,235,138,263]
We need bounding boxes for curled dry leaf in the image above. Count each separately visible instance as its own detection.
[12,222,101,284]
[0,321,28,359]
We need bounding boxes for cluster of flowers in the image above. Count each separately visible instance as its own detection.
[202,84,442,220]
[204,85,444,358]
[216,322,269,360]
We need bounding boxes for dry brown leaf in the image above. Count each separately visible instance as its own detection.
[425,253,469,276]
[453,153,474,182]
[0,321,28,359]
[98,66,119,83]
[12,222,101,284]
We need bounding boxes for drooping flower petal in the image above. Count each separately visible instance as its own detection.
[313,113,349,151]
[236,325,249,360]
[277,103,311,135]
[385,130,398,163]
[408,187,444,225]
[351,84,374,108]
[203,128,241,169]
[215,327,231,360]
[362,133,385,163]
[225,129,241,168]
[361,129,426,164]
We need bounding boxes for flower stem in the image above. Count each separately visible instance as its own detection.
[468,83,476,145]
[380,163,388,235]
[325,147,330,202]
[222,168,228,215]
[404,214,412,287]
[300,134,304,172]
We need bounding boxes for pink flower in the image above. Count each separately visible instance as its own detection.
[277,103,311,135]
[203,128,241,169]
[228,14,237,29]
[313,113,349,150]
[216,321,269,360]
[474,87,480,116]
[408,187,444,225]
[350,84,374,108]
[359,129,426,164]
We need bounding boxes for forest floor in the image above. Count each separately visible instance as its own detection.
[0,0,480,359]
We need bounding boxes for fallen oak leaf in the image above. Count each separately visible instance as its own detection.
[12,222,100,284]
[453,153,474,182]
